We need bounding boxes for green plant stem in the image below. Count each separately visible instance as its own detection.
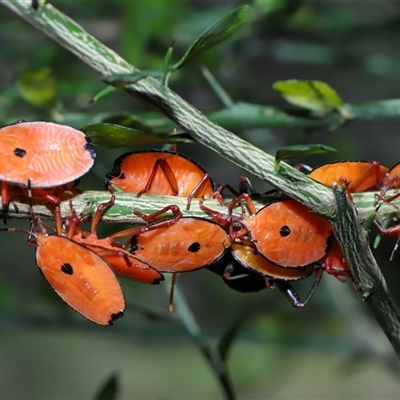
[4,189,400,226]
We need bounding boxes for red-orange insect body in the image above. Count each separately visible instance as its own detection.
[128,217,231,272]
[64,199,164,285]
[2,183,125,326]
[0,121,95,187]
[104,150,214,209]
[317,237,350,280]
[306,161,387,278]
[240,199,332,267]
[308,161,389,192]
[382,162,400,189]
[0,121,95,209]
[35,233,125,325]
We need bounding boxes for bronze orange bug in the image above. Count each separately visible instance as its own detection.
[305,160,390,279]
[63,196,164,285]
[307,160,389,193]
[108,206,231,273]
[1,184,125,326]
[230,197,333,268]
[104,150,214,210]
[0,121,95,214]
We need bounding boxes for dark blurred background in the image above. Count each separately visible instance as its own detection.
[1,1,400,398]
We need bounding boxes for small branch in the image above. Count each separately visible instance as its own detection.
[332,185,400,359]
[4,189,400,227]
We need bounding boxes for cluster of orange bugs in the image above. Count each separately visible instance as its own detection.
[2,121,400,325]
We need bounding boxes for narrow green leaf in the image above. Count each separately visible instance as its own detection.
[90,86,116,103]
[103,71,164,89]
[80,123,195,148]
[15,67,57,108]
[161,42,174,85]
[275,144,337,170]
[201,64,234,108]
[218,316,247,362]
[93,373,119,400]
[173,5,249,70]
[273,79,343,115]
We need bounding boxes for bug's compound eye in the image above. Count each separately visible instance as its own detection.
[279,225,291,237]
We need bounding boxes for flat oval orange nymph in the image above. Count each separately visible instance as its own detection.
[0,121,95,187]
[35,234,124,325]
[130,217,230,272]
[242,199,332,267]
[105,150,214,198]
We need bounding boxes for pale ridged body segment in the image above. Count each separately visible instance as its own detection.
[0,121,95,187]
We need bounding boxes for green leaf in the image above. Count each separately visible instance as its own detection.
[103,70,165,89]
[201,65,234,108]
[173,5,249,70]
[273,79,343,115]
[89,86,116,103]
[275,144,337,171]
[15,67,57,108]
[90,86,116,103]
[161,42,174,85]
[80,123,195,148]
[93,373,119,400]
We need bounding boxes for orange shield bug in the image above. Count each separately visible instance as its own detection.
[237,198,332,268]
[308,161,389,193]
[104,150,214,209]
[1,184,125,326]
[0,121,95,212]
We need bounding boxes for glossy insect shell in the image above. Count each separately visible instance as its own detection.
[0,121,95,187]
[308,161,389,191]
[74,236,164,285]
[130,217,230,272]
[242,199,332,267]
[35,233,124,325]
[231,243,314,280]
[105,150,214,197]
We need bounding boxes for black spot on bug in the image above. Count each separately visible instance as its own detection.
[130,236,139,254]
[14,148,27,158]
[280,226,291,237]
[61,263,74,275]
[188,242,201,253]
[108,310,124,325]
